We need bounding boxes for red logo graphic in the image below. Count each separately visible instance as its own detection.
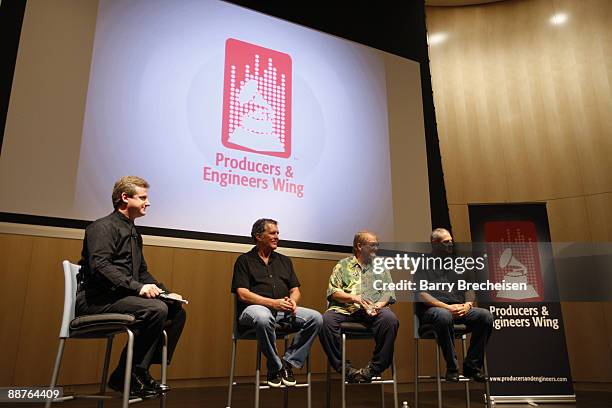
[221,39,292,158]
[485,221,544,302]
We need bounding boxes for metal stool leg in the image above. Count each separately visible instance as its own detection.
[435,341,442,408]
[484,354,492,408]
[161,330,168,385]
[122,330,134,408]
[159,331,168,408]
[227,338,237,408]
[307,353,312,408]
[283,337,289,408]
[255,343,261,408]
[45,338,66,408]
[326,361,332,408]
[392,356,398,408]
[98,336,113,408]
[341,333,346,408]
[414,338,419,408]
[462,336,470,408]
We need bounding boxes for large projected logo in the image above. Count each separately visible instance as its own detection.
[221,38,292,158]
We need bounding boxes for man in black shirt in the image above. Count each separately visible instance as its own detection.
[231,218,323,387]
[76,176,186,396]
[415,228,492,383]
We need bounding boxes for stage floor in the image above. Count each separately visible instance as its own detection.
[15,382,612,408]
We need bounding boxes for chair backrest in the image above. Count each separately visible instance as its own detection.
[59,260,80,338]
[232,294,240,338]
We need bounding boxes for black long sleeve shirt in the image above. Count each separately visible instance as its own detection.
[78,211,167,299]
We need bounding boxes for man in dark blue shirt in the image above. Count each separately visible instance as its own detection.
[76,176,186,396]
[231,218,322,387]
[416,228,492,383]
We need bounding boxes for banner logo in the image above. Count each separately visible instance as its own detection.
[485,221,544,301]
[221,38,292,158]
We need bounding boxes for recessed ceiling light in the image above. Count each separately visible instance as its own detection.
[550,13,568,25]
[428,32,448,46]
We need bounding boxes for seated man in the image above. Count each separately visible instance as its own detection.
[319,231,399,382]
[231,218,323,387]
[76,176,187,396]
[415,228,493,382]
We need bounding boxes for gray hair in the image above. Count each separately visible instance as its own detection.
[251,218,278,242]
[430,227,450,242]
[353,230,376,255]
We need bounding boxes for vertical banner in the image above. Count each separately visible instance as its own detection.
[469,204,575,404]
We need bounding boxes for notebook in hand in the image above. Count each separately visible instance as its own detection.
[159,291,189,304]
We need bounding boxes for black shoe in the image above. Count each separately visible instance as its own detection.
[108,369,158,397]
[280,364,297,386]
[464,367,488,383]
[267,370,282,388]
[135,368,170,393]
[340,362,360,383]
[358,364,381,383]
[445,369,460,382]
[364,362,382,380]
[346,368,364,383]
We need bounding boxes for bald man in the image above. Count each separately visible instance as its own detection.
[415,228,492,382]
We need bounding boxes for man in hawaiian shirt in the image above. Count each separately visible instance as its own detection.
[319,230,399,382]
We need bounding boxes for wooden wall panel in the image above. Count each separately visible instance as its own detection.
[586,193,612,241]
[0,234,33,385]
[447,205,471,242]
[587,193,612,376]
[547,197,591,242]
[169,248,236,379]
[428,0,610,204]
[13,237,91,386]
[561,302,612,382]
[557,0,612,196]
[142,246,175,290]
[427,0,612,384]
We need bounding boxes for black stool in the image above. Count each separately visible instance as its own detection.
[414,316,491,408]
[326,322,398,408]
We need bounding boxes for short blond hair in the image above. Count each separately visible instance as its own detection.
[112,176,149,209]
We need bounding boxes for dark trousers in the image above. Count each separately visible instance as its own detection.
[76,294,186,372]
[419,306,493,371]
[319,308,399,373]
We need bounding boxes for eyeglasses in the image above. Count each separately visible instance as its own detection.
[362,242,379,249]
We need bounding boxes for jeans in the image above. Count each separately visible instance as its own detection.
[419,306,493,371]
[239,305,323,372]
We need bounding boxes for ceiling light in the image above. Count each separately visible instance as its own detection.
[428,32,448,46]
[550,13,568,25]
